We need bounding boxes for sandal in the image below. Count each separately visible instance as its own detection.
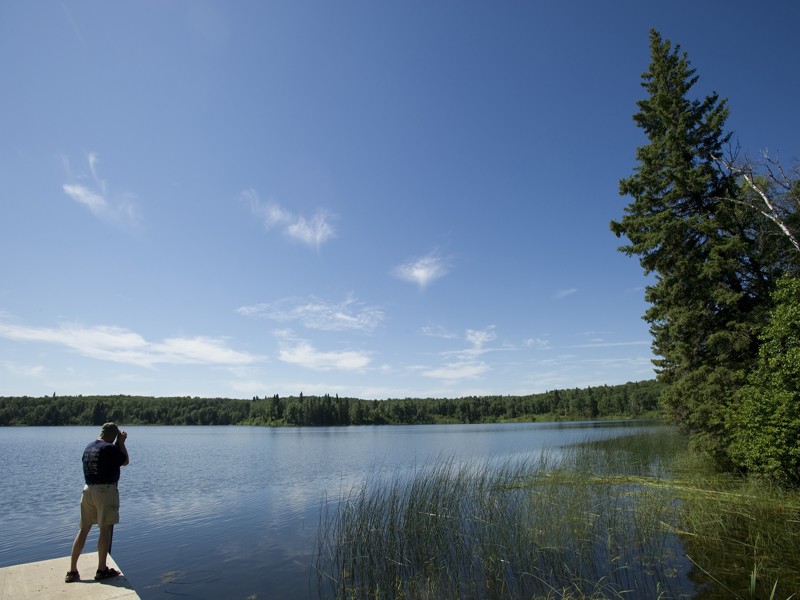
[65,570,80,583]
[94,567,121,580]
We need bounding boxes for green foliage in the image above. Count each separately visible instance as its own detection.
[0,380,662,427]
[728,275,800,484]
[612,29,790,465]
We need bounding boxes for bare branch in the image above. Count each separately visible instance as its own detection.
[714,153,800,254]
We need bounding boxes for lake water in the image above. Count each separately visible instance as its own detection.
[0,421,661,599]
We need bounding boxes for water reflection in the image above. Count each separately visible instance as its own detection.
[0,421,663,599]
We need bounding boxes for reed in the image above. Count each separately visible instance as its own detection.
[315,429,800,599]
[668,472,800,599]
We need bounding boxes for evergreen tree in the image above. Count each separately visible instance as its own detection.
[612,30,778,461]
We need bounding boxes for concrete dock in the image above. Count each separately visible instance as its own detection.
[0,553,140,600]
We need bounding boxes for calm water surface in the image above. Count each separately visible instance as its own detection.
[0,421,659,599]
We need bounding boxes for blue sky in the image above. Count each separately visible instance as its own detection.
[1,2,798,400]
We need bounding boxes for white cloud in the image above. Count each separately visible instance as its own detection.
[242,189,292,228]
[393,252,449,289]
[242,189,336,248]
[1,361,45,378]
[229,379,270,397]
[275,330,370,371]
[440,326,496,359]
[420,326,496,382]
[0,320,258,367]
[420,325,459,339]
[524,337,551,348]
[553,288,577,300]
[88,152,101,183]
[286,212,335,247]
[62,153,140,229]
[422,361,490,381]
[152,337,258,365]
[465,327,496,348]
[571,340,651,349]
[238,295,384,333]
[63,184,106,211]
[583,356,653,368]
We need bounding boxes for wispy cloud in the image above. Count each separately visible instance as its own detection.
[238,295,383,333]
[570,340,651,349]
[242,189,335,249]
[465,327,496,349]
[524,337,551,349]
[422,361,490,381]
[437,326,497,359]
[0,319,258,367]
[287,213,335,247]
[61,3,88,50]
[582,355,654,368]
[1,360,45,378]
[393,251,450,289]
[62,152,141,230]
[274,330,370,371]
[553,288,577,300]
[420,324,459,340]
[421,325,495,382]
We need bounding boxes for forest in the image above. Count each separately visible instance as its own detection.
[0,379,661,427]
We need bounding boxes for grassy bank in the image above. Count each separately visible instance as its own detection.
[315,429,800,599]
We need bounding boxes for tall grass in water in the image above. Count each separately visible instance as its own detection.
[580,435,800,598]
[316,430,689,599]
[316,429,800,599]
[663,451,800,600]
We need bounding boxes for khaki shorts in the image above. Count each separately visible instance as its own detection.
[79,484,120,527]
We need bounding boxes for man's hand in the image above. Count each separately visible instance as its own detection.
[116,430,130,465]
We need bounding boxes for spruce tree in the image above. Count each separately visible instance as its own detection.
[612,30,776,462]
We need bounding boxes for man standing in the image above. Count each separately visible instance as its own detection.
[65,422,129,583]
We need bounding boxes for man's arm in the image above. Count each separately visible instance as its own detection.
[115,430,129,466]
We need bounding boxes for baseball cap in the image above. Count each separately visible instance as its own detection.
[100,422,119,437]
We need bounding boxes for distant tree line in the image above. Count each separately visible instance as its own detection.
[0,380,662,427]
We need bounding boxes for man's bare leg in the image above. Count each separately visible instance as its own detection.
[97,524,113,571]
[70,525,92,573]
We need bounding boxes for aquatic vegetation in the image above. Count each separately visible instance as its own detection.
[315,429,800,599]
